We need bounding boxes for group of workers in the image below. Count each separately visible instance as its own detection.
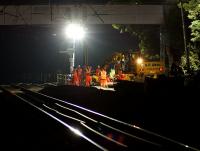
[72,65,108,87]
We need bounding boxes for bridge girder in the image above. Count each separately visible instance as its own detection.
[0,5,164,25]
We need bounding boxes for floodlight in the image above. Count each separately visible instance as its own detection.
[65,23,85,40]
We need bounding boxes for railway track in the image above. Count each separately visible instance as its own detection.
[0,84,199,151]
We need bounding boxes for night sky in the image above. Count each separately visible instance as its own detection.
[0,25,138,82]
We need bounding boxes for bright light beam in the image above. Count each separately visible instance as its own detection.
[65,23,85,40]
[136,57,143,64]
[70,127,83,136]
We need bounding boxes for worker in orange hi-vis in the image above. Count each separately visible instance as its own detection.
[77,65,82,86]
[95,65,101,83]
[85,66,92,87]
[96,65,101,76]
[100,68,107,88]
[72,68,79,86]
[118,69,125,80]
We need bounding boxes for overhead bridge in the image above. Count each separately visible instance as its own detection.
[0,5,164,25]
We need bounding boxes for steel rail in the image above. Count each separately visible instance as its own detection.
[18,86,199,151]
[3,85,200,151]
[0,86,108,151]
[55,103,161,147]
[43,104,128,148]
[2,86,129,150]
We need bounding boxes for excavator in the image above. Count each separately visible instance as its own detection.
[102,51,166,82]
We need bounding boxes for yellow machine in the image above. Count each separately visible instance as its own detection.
[98,52,166,83]
[136,60,165,78]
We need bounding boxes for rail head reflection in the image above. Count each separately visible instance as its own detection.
[70,127,83,137]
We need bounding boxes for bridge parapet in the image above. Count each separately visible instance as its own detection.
[0,5,164,25]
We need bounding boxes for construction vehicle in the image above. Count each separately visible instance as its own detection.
[135,60,165,80]
[104,51,166,82]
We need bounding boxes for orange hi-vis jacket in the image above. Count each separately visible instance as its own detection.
[100,70,107,80]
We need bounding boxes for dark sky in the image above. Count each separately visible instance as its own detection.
[78,25,138,67]
[0,25,138,77]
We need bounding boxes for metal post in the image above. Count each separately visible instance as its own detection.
[83,39,88,65]
[85,41,88,65]
[86,45,88,65]
[69,39,76,74]
[180,1,190,72]
[83,40,85,65]
[73,38,76,68]
[160,26,164,62]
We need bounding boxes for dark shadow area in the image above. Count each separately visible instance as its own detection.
[39,75,200,149]
[0,91,101,151]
